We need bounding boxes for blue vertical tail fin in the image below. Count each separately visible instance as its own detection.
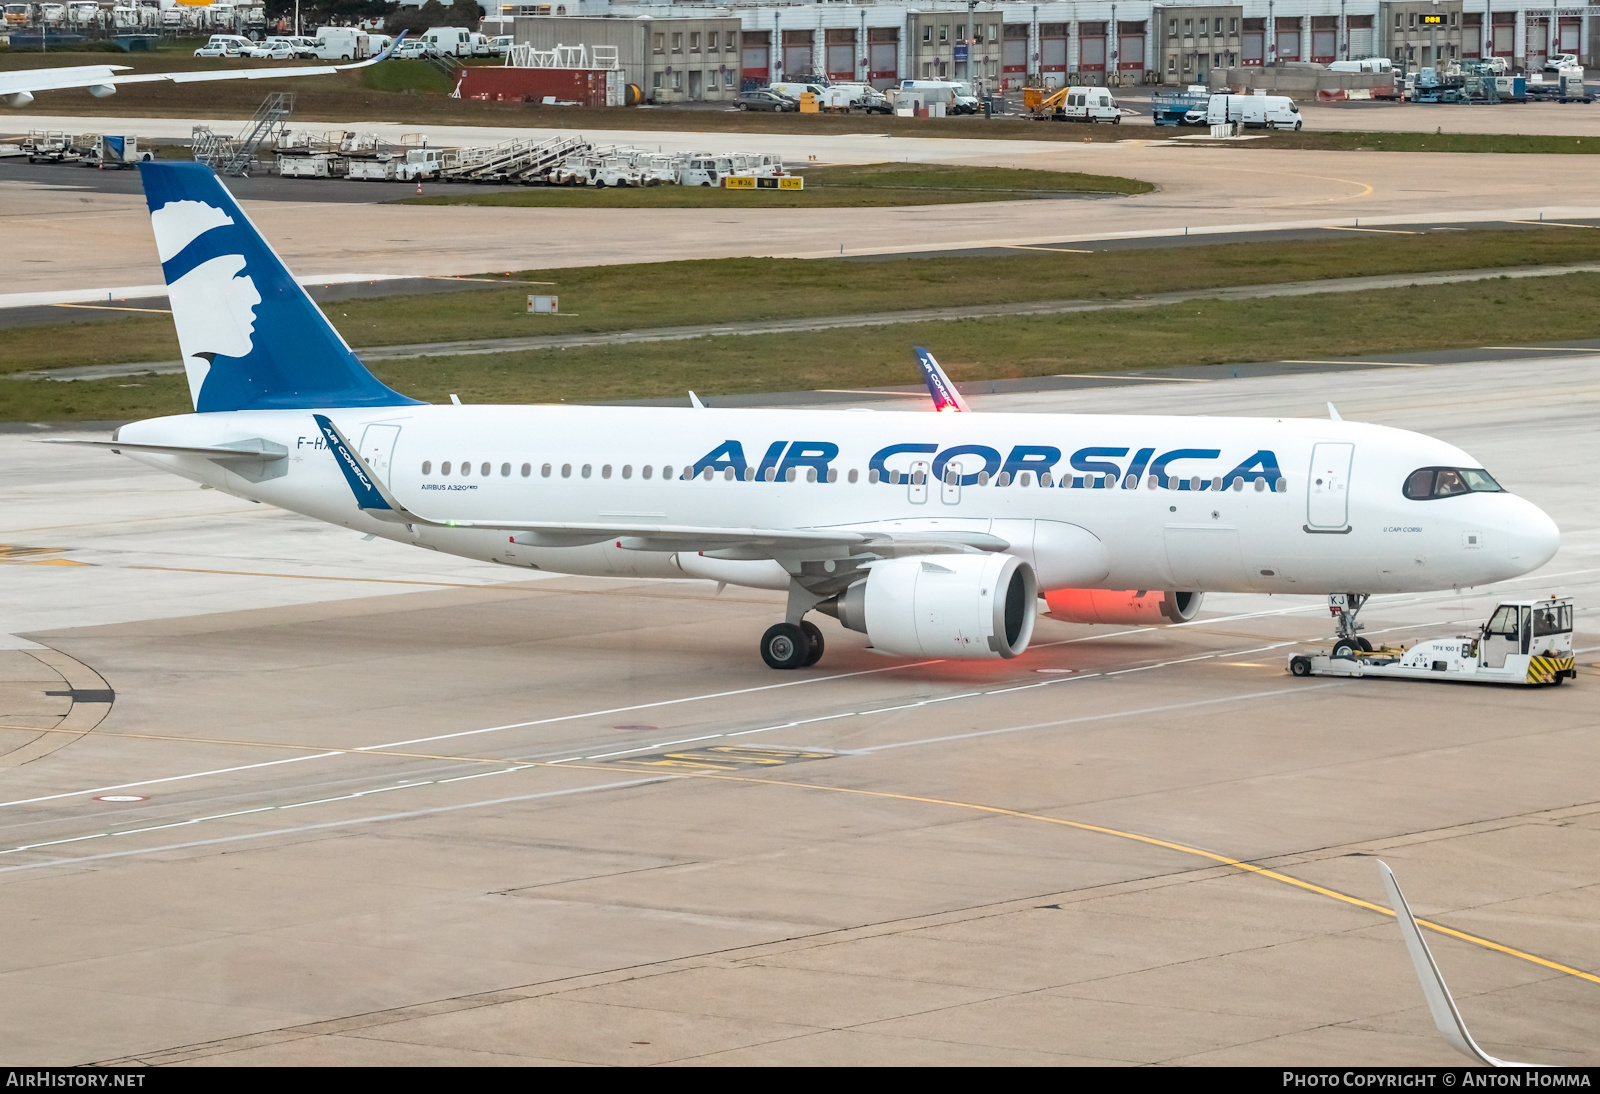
[138,161,421,413]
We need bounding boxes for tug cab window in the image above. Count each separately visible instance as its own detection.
[1534,603,1573,636]
[1403,466,1503,500]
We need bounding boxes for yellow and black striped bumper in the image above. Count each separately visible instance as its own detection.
[1528,655,1576,684]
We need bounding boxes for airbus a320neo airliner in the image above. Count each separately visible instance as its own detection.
[72,163,1560,669]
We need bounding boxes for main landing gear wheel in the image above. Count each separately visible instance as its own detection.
[761,622,811,670]
[799,620,825,666]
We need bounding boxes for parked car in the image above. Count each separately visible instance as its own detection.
[1546,52,1580,71]
[394,37,428,59]
[736,89,799,112]
[489,34,513,56]
[194,34,253,58]
[247,41,295,60]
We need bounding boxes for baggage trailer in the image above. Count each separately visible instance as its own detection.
[1288,596,1576,686]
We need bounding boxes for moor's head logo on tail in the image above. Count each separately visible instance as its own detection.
[150,199,263,408]
[138,162,418,414]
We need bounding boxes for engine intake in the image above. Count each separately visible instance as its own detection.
[1045,588,1203,625]
[819,553,1037,659]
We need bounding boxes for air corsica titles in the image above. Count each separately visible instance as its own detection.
[688,440,1286,490]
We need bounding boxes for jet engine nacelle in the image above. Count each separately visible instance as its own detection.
[88,83,117,98]
[1045,588,1204,625]
[821,553,1037,659]
[4,91,35,108]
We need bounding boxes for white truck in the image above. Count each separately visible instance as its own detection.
[1288,596,1576,686]
[1207,92,1302,130]
[422,26,472,57]
[313,26,369,61]
[1329,57,1392,73]
[392,147,446,181]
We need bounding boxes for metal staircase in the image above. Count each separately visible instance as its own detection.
[191,92,294,177]
[443,134,593,183]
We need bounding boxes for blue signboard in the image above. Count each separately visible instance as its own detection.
[954,43,969,62]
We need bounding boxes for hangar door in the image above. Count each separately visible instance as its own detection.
[1306,442,1354,530]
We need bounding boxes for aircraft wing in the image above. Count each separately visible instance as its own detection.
[312,414,1005,557]
[0,65,130,97]
[1,33,403,103]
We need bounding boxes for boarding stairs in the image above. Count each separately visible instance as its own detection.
[443,134,594,183]
[192,91,293,177]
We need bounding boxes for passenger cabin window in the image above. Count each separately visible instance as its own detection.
[441,461,452,475]
[421,461,432,475]
[1403,467,1503,500]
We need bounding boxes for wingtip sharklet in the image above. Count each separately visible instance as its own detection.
[914,345,970,413]
[1377,859,1538,1069]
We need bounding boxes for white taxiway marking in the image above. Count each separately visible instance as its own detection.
[7,572,1595,819]
[0,777,671,876]
[0,659,941,811]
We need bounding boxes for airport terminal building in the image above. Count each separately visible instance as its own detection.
[506,0,1594,97]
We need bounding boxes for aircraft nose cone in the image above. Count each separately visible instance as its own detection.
[1506,497,1560,572]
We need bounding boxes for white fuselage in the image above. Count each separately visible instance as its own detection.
[114,404,1559,595]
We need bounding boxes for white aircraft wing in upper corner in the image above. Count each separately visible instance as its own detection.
[0,32,404,108]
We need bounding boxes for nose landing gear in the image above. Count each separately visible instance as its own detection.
[760,620,825,669]
[1328,592,1374,659]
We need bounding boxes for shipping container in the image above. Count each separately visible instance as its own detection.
[458,66,625,107]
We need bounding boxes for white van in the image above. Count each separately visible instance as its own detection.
[768,81,827,102]
[423,26,472,57]
[1207,93,1302,130]
[896,79,979,113]
[1055,86,1121,122]
[313,26,369,61]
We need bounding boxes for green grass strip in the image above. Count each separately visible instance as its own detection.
[8,273,1597,421]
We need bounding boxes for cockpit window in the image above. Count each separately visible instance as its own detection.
[1403,466,1503,500]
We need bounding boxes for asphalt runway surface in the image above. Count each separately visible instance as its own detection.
[2,355,1597,1065]
[8,115,1600,298]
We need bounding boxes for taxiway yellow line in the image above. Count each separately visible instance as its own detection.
[14,715,1594,985]
[127,564,501,589]
[693,771,1600,987]
[48,303,172,315]
[1503,220,1600,230]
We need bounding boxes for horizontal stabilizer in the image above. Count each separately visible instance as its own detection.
[47,437,287,462]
